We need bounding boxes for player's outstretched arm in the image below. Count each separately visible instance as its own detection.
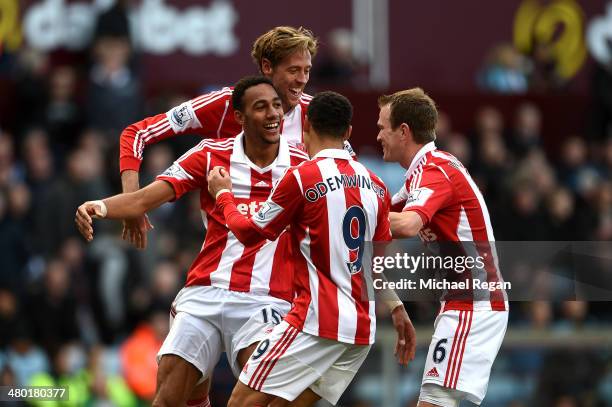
[75,181,175,243]
[121,169,154,249]
[389,211,424,238]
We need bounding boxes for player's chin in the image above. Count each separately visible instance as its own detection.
[262,132,280,144]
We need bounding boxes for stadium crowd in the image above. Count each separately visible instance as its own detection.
[0,19,611,407]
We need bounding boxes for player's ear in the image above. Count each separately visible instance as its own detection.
[261,58,273,76]
[234,110,245,127]
[343,125,352,141]
[399,123,411,141]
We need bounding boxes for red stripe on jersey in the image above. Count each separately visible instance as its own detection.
[268,231,296,301]
[336,159,371,344]
[229,169,273,291]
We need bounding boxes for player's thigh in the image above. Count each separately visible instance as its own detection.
[286,389,321,407]
[225,296,290,377]
[228,380,275,407]
[155,355,203,406]
[158,311,222,383]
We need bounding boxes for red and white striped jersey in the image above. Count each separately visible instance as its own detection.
[119,87,312,172]
[391,142,507,312]
[156,133,309,302]
[217,149,392,345]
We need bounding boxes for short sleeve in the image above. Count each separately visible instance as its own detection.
[156,142,208,201]
[403,165,454,225]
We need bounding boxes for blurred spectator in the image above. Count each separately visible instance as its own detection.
[12,48,49,135]
[27,259,80,355]
[0,290,21,348]
[444,133,472,169]
[510,102,543,157]
[594,181,612,240]
[587,63,612,140]
[44,66,85,157]
[0,130,21,187]
[0,189,29,292]
[5,323,49,386]
[313,28,366,88]
[529,42,564,92]
[472,132,511,200]
[478,44,529,94]
[496,180,549,240]
[87,346,138,407]
[557,136,601,195]
[29,343,90,406]
[120,306,168,402]
[87,34,142,138]
[528,301,553,331]
[542,187,583,241]
[34,148,110,256]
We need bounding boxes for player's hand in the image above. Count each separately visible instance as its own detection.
[207,166,232,199]
[391,304,416,366]
[75,201,106,242]
[122,214,154,250]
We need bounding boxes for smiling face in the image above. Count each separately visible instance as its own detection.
[377,104,405,162]
[238,83,283,146]
[262,49,312,113]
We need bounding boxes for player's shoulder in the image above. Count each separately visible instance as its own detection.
[287,145,310,162]
[364,167,388,191]
[193,137,235,155]
[191,87,234,109]
[423,149,464,177]
[299,92,313,106]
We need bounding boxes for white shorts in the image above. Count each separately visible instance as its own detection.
[239,321,370,405]
[157,286,291,379]
[421,309,508,405]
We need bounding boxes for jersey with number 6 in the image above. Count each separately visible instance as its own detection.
[219,149,391,345]
[391,141,507,312]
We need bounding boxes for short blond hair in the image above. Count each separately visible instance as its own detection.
[251,26,318,71]
[378,88,438,144]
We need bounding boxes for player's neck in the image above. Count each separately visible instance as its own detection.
[401,143,425,169]
[243,137,279,168]
[307,134,344,158]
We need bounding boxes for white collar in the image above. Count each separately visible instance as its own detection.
[405,141,436,177]
[312,148,353,160]
[230,131,291,171]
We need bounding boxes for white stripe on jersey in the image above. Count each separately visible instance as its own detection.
[210,230,245,289]
[216,99,230,138]
[301,228,320,336]
[251,238,279,296]
[457,207,474,241]
[193,89,232,110]
[134,119,171,158]
[231,157,255,199]
[192,88,231,106]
